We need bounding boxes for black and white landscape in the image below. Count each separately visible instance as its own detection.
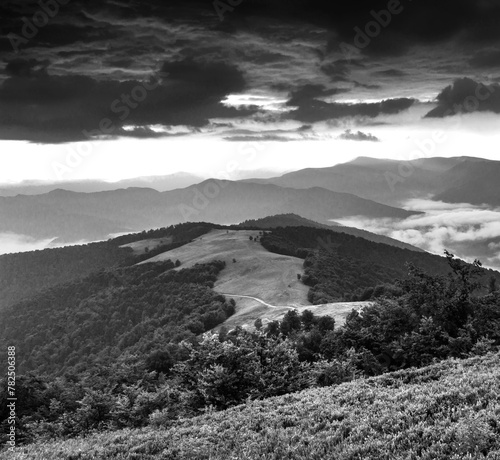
[1,1,500,459]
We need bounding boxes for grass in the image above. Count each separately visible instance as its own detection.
[6,352,500,459]
[140,229,310,329]
[137,229,368,330]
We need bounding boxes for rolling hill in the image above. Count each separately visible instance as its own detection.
[0,181,417,244]
[0,223,214,311]
[239,213,425,252]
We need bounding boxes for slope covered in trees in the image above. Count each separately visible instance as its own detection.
[0,223,214,311]
[0,259,234,377]
[260,226,500,302]
[1,253,500,452]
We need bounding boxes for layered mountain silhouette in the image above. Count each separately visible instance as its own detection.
[245,156,500,206]
[0,172,203,196]
[0,181,417,243]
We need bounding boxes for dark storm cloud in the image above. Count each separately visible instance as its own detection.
[338,129,380,142]
[285,84,415,122]
[1,0,500,143]
[286,84,347,106]
[469,49,500,68]
[0,58,255,143]
[425,78,500,118]
[372,69,407,77]
[5,58,49,77]
[215,0,496,57]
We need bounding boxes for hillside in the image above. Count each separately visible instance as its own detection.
[240,213,425,252]
[258,226,500,292]
[246,156,499,207]
[139,228,372,329]
[6,352,500,460]
[0,223,213,311]
[0,181,417,243]
[0,259,234,376]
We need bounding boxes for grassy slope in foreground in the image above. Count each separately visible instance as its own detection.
[7,352,500,460]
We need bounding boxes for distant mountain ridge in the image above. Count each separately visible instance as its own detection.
[0,181,418,244]
[0,172,204,197]
[244,156,500,207]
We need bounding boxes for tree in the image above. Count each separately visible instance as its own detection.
[280,310,301,336]
[175,260,181,267]
[145,350,174,375]
[300,309,315,331]
[254,318,263,331]
[489,276,498,294]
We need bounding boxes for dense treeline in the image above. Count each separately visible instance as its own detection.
[0,241,132,311]
[302,251,402,303]
[0,223,215,311]
[261,226,500,301]
[1,254,499,448]
[0,260,233,377]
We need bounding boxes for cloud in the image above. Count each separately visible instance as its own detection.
[469,48,500,68]
[224,135,292,142]
[336,200,500,269]
[372,69,407,77]
[425,78,500,118]
[0,58,256,143]
[222,125,325,142]
[220,0,496,56]
[286,87,415,123]
[337,129,380,142]
[0,233,55,255]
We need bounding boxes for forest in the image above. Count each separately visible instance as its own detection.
[1,250,499,448]
[0,222,216,311]
[260,226,500,300]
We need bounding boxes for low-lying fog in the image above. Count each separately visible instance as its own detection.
[337,199,500,270]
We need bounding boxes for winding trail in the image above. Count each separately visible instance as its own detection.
[219,294,294,310]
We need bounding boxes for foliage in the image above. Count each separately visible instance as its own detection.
[0,222,215,311]
[0,260,233,376]
[260,226,500,302]
[5,352,500,459]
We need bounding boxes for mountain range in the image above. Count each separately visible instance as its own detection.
[0,172,204,197]
[245,156,500,207]
[0,181,417,244]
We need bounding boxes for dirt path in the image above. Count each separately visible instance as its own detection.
[220,294,294,310]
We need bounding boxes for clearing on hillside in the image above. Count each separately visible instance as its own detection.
[139,229,367,329]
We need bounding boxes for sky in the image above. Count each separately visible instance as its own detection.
[1,0,500,184]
